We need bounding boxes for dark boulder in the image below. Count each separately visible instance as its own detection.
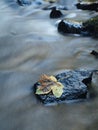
[57,16,98,37]
[50,7,63,18]
[58,20,83,35]
[76,0,98,11]
[33,70,94,105]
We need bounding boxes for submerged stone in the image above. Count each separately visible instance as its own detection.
[76,0,98,11]
[33,70,94,105]
[17,0,32,6]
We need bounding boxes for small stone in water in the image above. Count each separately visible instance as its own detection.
[90,50,98,58]
[50,7,63,18]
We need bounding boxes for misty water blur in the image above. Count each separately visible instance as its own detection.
[0,0,98,130]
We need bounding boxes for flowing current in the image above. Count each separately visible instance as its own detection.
[0,0,98,130]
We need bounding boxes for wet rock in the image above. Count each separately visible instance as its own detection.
[33,70,94,105]
[17,0,32,6]
[76,0,98,11]
[50,7,63,18]
[57,16,98,37]
[90,50,98,58]
[58,20,83,35]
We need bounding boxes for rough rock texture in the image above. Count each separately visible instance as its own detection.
[34,70,94,105]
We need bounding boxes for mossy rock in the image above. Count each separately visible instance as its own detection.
[83,16,98,36]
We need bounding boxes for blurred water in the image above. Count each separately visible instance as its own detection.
[0,0,98,130]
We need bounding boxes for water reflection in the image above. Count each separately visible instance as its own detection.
[0,0,98,130]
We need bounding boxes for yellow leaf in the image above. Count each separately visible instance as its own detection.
[35,88,45,95]
[49,76,57,82]
[51,85,63,98]
[35,74,64,97]
[36,87,51,95]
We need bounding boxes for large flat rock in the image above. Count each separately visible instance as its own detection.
[34,70,94,105]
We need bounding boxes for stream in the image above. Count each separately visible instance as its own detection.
[0,0,98,130]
